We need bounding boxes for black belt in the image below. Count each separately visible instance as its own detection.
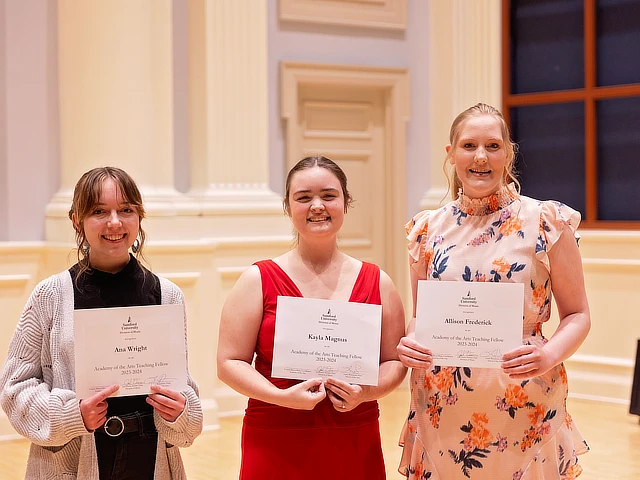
[96,412,156,437]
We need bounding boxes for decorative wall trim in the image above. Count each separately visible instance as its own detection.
[156,272,201,288]
[216,266,248,281]
[0,415,22,442]
[279,0,407,31]
[144,236,293,254]
[200,398,222,432]
[214,386,249,417]
[582,258,640,270]
[337,238,373,249]
[419,186,450,211]
[564,353,634,405]
[568,392,630,405]
[569,353,634,368]
[0,242,48,254]
[0,274,31,289]
[579,229,640,242]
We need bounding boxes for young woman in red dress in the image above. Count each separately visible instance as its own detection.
[217,156,407,479]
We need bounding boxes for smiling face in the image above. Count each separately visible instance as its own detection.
[73,177,140,273]
[287,166,346,240]
[446,114,509,199]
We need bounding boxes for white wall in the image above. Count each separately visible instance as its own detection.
[0,0,59,241]
[0,0,6,241]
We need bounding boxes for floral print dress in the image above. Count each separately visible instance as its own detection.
[398,184,589,480]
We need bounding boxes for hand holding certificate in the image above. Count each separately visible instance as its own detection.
[271,296,382,386]
[415,281,524,368]
[74,304,188,398]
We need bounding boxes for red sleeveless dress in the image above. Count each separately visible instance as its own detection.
[240,259,386,479]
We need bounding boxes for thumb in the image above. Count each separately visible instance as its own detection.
[317,381,326,395]
[98,384,120,401]
[302,377,323,388]
[302,378,325,396]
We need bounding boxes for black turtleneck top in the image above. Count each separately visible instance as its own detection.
[69,254,161,417]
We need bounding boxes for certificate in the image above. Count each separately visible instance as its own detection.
[415,281,523,368]
[74,304,188,398]
[271,296,382,386]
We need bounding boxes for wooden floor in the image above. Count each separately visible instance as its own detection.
[1,390,639,479]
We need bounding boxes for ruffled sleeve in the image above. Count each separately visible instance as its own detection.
[536,201,581,272]
[405,210,431,274]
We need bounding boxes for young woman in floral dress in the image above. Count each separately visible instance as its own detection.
[397,103,591,480]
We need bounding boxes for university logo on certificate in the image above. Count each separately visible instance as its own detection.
[271,296,382,386]
[74,304,188,398]
[416,281,524,369]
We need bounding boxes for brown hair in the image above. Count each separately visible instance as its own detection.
[68,166,147,277]
[283,155,354,214]
[444,103,520,200]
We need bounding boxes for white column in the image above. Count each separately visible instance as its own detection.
[187,0,290,238]
[420,0,502,209]
[47,0,182,243]
[452,0,502,113]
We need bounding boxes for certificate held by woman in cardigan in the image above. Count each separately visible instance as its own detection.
[415,281,523,368]
[74,304,188,398]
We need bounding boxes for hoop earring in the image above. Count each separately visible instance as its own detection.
[131,237,140,254]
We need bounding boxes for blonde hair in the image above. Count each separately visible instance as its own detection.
[68,166,147,277]
[444,103,520,200]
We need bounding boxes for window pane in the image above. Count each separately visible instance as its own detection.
[597,97,640,220]
[510,0,584,94]
[510,102,585,215]
[597,0,640,86]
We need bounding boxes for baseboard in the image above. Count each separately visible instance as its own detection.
[214,386,248,417]
[564,353,634,405]
[0,413,23,442]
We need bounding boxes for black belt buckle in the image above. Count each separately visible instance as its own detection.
[103,416,126,437]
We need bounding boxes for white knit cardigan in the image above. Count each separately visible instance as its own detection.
[0,270,203,479]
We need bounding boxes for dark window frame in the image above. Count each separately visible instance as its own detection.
[502,0,640,229]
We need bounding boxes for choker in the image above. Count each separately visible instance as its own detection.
[455,183,519,216]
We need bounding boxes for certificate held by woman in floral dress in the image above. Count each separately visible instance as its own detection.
[415,281,523,368]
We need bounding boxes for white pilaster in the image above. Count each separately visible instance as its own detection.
[47,0,182,243]
[451,0,502,113]
[420,0,502,210]
[187,0,290,238]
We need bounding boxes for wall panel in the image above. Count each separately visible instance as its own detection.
[279,0,407,30]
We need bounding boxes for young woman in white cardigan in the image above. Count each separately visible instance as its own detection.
[0,167,202,480]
